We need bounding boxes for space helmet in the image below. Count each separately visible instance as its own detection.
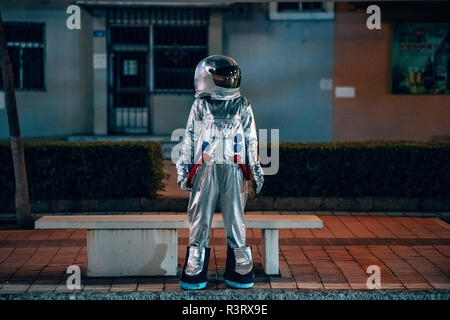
[194,55,241,100]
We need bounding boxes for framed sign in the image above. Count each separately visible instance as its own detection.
[392,23,450,94]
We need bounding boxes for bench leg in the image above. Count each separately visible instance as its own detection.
[87,229,178,277]
[261,229,279,275]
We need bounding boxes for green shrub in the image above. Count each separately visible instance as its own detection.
[260,141,450,198]
[0,141,164,209]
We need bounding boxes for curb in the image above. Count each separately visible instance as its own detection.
[0,289,449,300]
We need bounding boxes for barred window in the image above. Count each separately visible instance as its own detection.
[277,2,325,12]
[153,26,208,91]
[0,22,45,90]
[107,8,209,93]
[269,2,335,20]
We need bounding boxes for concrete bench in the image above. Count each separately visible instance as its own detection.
[35,214,322,277]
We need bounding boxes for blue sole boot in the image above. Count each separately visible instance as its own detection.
[179,246,210,290]
[224,246,255,289]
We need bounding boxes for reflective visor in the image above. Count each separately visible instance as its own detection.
[209,66,241,88]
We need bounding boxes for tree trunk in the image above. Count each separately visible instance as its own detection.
[0,11,32,226]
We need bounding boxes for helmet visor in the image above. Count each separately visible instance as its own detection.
[210,66,241,89]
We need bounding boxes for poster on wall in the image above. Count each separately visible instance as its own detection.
[392,23,450,94]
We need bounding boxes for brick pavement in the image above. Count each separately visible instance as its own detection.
[0,213,449,295]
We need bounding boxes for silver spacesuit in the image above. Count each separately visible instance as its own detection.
[177,55,264,289]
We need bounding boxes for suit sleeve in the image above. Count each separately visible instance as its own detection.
[176,100,200,187]
[241,99,264,186]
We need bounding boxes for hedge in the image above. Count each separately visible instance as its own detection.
[0,141,164,209]
[260,141,450,198]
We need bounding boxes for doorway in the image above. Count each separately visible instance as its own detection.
[108,26,150,134]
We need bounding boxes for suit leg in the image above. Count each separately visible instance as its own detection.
[187,164,220,248]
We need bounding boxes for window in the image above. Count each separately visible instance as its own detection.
[153,26,208,91]
[0,22,45,90]
[107,7,209,94]
[269,2,335,20]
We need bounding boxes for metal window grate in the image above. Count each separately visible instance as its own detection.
[269,2,334,20]
[153,25,208,91]
[277,2,326,12]
[107,7,209,26]
[106,8,209,134]
[110,26,149,44]
[0,22,45,90]
[4,22,44,43]
[277,2,300,11]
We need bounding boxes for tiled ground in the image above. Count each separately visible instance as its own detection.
[0,213,449,294]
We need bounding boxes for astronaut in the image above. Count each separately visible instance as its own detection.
[176,55,264,290]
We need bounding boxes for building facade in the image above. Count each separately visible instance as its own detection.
[0,1,449,143]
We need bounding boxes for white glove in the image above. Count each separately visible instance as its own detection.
[178,175,192,192]
[255,177,264,194]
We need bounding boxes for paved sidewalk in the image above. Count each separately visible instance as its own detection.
[0,214,449,299]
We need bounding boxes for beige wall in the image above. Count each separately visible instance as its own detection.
[151,95,193,134]
[223,3,334,142]
[0,1,95,139]
[332,4,450,142]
